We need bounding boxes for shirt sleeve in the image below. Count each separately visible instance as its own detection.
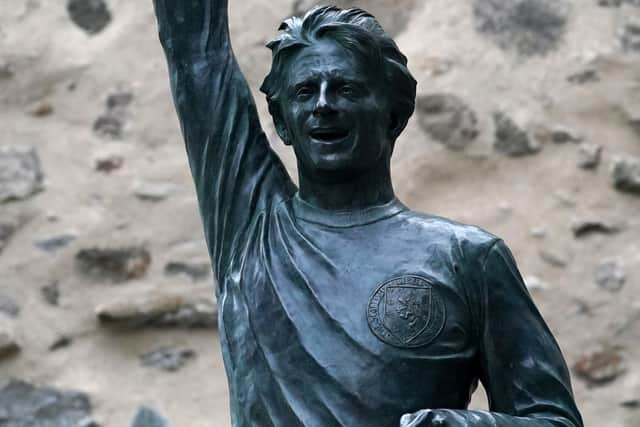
[466,239,584,426]
[402,239,583,427]
[154,0,296,282]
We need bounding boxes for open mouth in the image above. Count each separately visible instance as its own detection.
[309,128,350,143]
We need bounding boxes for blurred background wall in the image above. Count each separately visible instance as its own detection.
[1,0,639,425]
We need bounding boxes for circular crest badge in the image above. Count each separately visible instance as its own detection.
[367,275,446,348]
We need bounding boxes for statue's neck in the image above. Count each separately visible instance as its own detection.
[296,159,396,211]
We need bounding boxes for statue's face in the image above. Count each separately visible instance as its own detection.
[280,39,392,179]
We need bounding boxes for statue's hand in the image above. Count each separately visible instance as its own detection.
[152,0,228,53]
[400,409,466,427]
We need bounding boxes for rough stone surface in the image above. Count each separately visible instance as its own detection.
[415,94,479,150]
[0,294,20,318]
[524,275,549,292]
[539,249,568,268]
[29,101,54,117]
[132,181,176,202]
[0,146,44,203]
[0,379,93,426]
[130,407,172,427]
[577,143,602,169]
[473,0,570,56]
[164,261,211,282]
[292,0,416,37]
[34,233,77,253]
[530,227,547,238]
[611,156,640,195]
[67,0,112,35]
[595,258,626,292]
[140,346,196,372]
[493,112,540,156]
[573,347,627,386]
[75,246,151,282]
[96,294,217,329]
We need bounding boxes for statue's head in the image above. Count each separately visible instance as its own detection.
[260,6,416,180]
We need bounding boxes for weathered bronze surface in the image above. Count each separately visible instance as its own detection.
[152,1,583,425]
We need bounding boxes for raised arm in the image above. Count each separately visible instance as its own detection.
[153,0,295,280]
[401,240,583,427]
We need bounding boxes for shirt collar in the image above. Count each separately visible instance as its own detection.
[291,192,407,228]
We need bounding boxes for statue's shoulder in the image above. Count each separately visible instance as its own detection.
[397,208,499,255]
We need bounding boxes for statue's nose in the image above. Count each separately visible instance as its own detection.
[313,82,336,116]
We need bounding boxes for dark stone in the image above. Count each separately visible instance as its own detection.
[473,0,569,57]
[573,347,627,386]
[164,261,211,282]
[493,112,540,156]
[594,258,626,292]
[93,91,134,140]
[130,407,172,427]
[621,22,640,52]
[0,64,13,80]
[567,69,600,84]
[0,330,20,358]
[598,0,622,6]
[34,233,77,252]
[612,156,640,194]
[621,399,640,409]
[571,219,621,238]
[106,92,133,109]
[577,143,602,169]
[0,379,93,427]
[41,282,60,306]
[415,94,479,150]
[0,294,20,318]
[93,115,124,139]
[67,0,112,35]
[97,294,217,329]
[0,146,44,203]
[0,222,16,254]
[49,336,72,351]
[140,346,196,372]
[550,126,582,144]
[94,154,124,172]
[75,246,151,282]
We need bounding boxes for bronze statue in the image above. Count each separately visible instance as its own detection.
[152,1,583,426]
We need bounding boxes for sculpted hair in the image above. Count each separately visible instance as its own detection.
[260,6,417,141]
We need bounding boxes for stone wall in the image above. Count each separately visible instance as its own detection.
[1,1,639,425]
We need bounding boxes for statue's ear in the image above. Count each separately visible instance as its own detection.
[269,101,291,146]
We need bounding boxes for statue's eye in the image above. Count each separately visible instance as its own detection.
[295,86,314,99]
[339,85,355,96]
